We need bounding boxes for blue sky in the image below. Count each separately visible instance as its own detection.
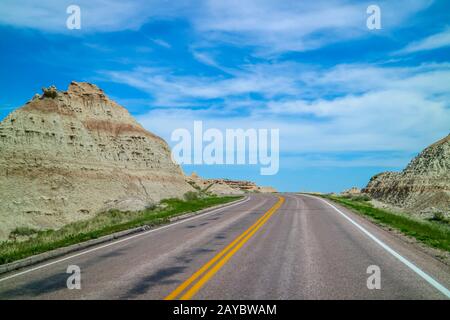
[0,0,449,192]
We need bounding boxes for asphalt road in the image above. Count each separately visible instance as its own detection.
[0,193,449,299]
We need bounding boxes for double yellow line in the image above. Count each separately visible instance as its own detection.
[164,196,285,300]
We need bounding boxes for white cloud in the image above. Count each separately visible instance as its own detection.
[286,63,450,98]
[0,0,432,53]
[191,51,222,70]
[102,61,450,108]
[397,27,450,54]
[0,0,189,32]
[124,62,450,164]
[193,0,433,54]
[193,0,364,53]
[101,62,302,106]
[281,153,414,168]
[152,38,171,48]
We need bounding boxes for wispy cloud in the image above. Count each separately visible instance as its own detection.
[396,27,450,54]
[101,62,302,106]
[0,0,188,33]
[152,38,171,48]
[191,50,221,69]
[195,0,434,54]
[119,62,450,160]
[0,0,432,55]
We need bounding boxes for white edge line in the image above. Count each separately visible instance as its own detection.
[0,196,251,283]
[301,194,450,299]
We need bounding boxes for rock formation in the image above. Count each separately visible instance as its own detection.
[363,134,450,217]
[341,187,361,196]
[186,172,277,195]
[257,186,278,193]
[0,82,193,240]
[186,173,243,195]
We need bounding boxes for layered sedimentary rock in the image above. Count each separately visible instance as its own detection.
[221,179,260,192]
[186,173,243,195]
[363,135,450,216]
[186,172,277,195]
[0,82,193,239]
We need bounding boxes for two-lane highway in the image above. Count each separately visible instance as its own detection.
[0,194,449,299]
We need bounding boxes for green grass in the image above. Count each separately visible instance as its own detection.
[321,195,450,252]
[0,195,242,265]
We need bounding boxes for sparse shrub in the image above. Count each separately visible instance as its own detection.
[145,203,156,211]
[187,181,201,191]
[9,227,38,240]
[202,183,214,193]
[42,86,58,98]
[435,211,445,220]
[430,211,449,224]
[352,194,371,202]
[184,191,199,201]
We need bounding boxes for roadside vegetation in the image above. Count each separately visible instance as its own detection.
[0,193,242,265]
[322,194,450,253]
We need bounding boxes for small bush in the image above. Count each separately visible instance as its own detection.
[187,180,201,191]
[42,86,58,98]
[429,211,449,224]
[202,183,214,193]
[9,227,38,239]
[184,191,199,201]
[351,194,371,202]
[145,203,157,211]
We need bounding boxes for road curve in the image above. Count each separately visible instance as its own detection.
[0,193,449,299]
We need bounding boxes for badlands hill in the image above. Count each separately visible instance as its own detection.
[0,82,193,240]
[363,134,450,217]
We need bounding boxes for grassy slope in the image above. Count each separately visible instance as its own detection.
[322,195,450,253]
[0,195,242,265]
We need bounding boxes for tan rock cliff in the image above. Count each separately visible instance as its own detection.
[363,134,450,216]
[0,82,193,239]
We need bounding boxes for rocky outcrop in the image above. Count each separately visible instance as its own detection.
[363,134,450,217]
[186,173,244,195]
[341,187,361,196]
[0,82,193,240]
[186,173,277,195]
[257,186,278,193]
[221,180,260,192]
[221,179,277,193]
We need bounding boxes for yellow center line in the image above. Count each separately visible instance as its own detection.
[164,196,285,300]
[164,196,283,300]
